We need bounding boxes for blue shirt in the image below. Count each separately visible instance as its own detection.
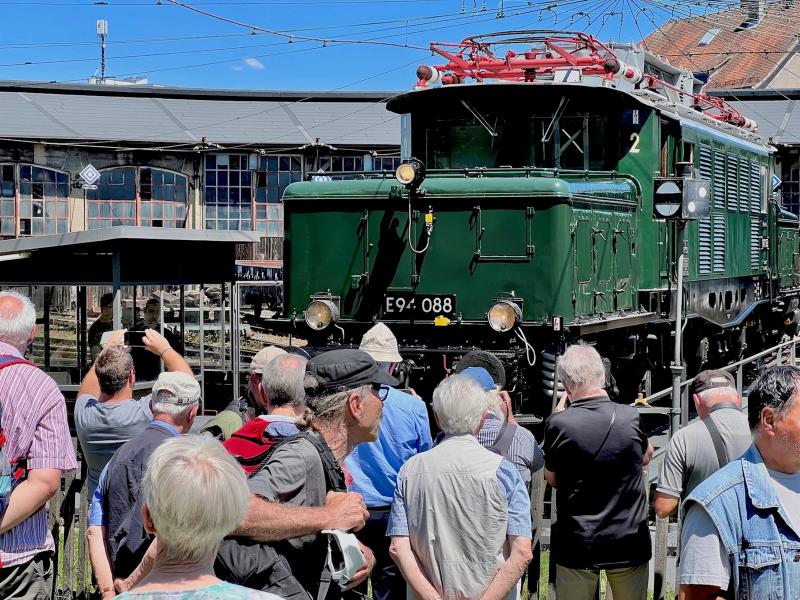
[344,387,432,507]
[88,420,180,528]
[387,453,531,537]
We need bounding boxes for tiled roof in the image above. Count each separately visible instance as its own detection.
[643,2,800,89]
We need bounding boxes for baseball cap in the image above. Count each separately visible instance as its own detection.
[460,366,495,391]
[691,369,736,396]
[152,371,201,405]
[250,345,287,374]
[305,349,398,396]
[359,322,403,363]
[453,350,507,389]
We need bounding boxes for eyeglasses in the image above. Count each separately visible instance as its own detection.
[371,385,389,402]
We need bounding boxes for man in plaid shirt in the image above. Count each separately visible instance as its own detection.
[0,290,77,599]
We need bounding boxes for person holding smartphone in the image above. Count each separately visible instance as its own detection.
[74,328,194,499]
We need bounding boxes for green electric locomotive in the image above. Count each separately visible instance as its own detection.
[277,31,800,418]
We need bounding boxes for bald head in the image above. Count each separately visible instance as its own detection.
[0,291,37,352]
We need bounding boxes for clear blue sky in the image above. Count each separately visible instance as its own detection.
[0,0,709,91]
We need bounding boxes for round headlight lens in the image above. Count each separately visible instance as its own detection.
[395,163,418,186]
[487,301,522,332]
[304,300,339,330]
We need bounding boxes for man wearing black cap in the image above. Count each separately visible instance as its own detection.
[216,349,395,599]
[654,369,751,519]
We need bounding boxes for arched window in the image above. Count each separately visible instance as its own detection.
[86,166,188,229]
[0,164,14,237]
[0,164,70,237]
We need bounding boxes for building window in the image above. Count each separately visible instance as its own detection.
[87,167,136,229]
[783,155,800,216]
[87,166,188,229]
[0,164,15,236]
[255,155,301,236]
[306,155,365,180]
[373,156,403,171]
[205,153,252,231]
[18,165,70,236]
[140,168,188,227]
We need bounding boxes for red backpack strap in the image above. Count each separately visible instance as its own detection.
[0,356,35,371]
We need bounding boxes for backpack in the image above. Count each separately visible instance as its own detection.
[222,417,290,474]
[215,430,347,600]
[0,356,35,512]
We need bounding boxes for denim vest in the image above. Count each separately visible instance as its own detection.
[683,444,800,600]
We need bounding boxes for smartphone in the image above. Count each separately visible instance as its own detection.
[124,330,146,347]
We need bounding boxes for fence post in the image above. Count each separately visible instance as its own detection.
[736,362,744,396]
[653,516,669,600]
[548,489,557,600]
[528,471,546,600]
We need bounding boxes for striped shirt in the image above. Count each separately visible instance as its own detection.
[0,341,77,568]
[477,413,544,488]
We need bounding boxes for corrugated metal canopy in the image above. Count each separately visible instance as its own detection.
[709,90,800,146]
[0,81,402,146]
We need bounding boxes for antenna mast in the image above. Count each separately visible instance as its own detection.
[97,19,108,83]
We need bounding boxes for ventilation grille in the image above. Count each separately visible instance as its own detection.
[749,161,761,212]
[751,220,761,270]
[698,217,713,274]
[713,213,726,272]
[713,152,726,209]
[726,154,739,211]
[698,146,713,180]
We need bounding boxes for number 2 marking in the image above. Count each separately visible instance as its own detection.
[629,132,641,154]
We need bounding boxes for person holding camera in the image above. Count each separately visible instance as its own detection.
[75,329,193,499]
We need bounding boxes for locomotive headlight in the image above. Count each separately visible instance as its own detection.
[304,299,339,330]
[395,160,425,188]
[487,300,522,332]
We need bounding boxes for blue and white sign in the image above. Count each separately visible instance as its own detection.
[772,173,782,191]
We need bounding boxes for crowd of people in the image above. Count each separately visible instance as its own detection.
[0,288,798,599]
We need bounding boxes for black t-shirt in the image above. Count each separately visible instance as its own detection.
[103,423,174,578]
[543,395,651,569]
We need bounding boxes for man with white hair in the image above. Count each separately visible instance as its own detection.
[346,322,432,600]
[201,345,289,440]
[543,342,653,600]
[654,369,751,518]
[388,374,533,600]
[86,369,202,598]
[0,290,77,599]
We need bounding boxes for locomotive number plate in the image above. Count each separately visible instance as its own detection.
[383,293,456,319]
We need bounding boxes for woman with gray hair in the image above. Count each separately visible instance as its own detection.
[114,435,280,600]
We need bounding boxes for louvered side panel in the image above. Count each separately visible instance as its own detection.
[713,152,726,209]
[750,161,761,212]
[726,155,739,211]
[698,146,713,180]
[698,217,712,274]
[751,220,761,270]
[713,213,726,272]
